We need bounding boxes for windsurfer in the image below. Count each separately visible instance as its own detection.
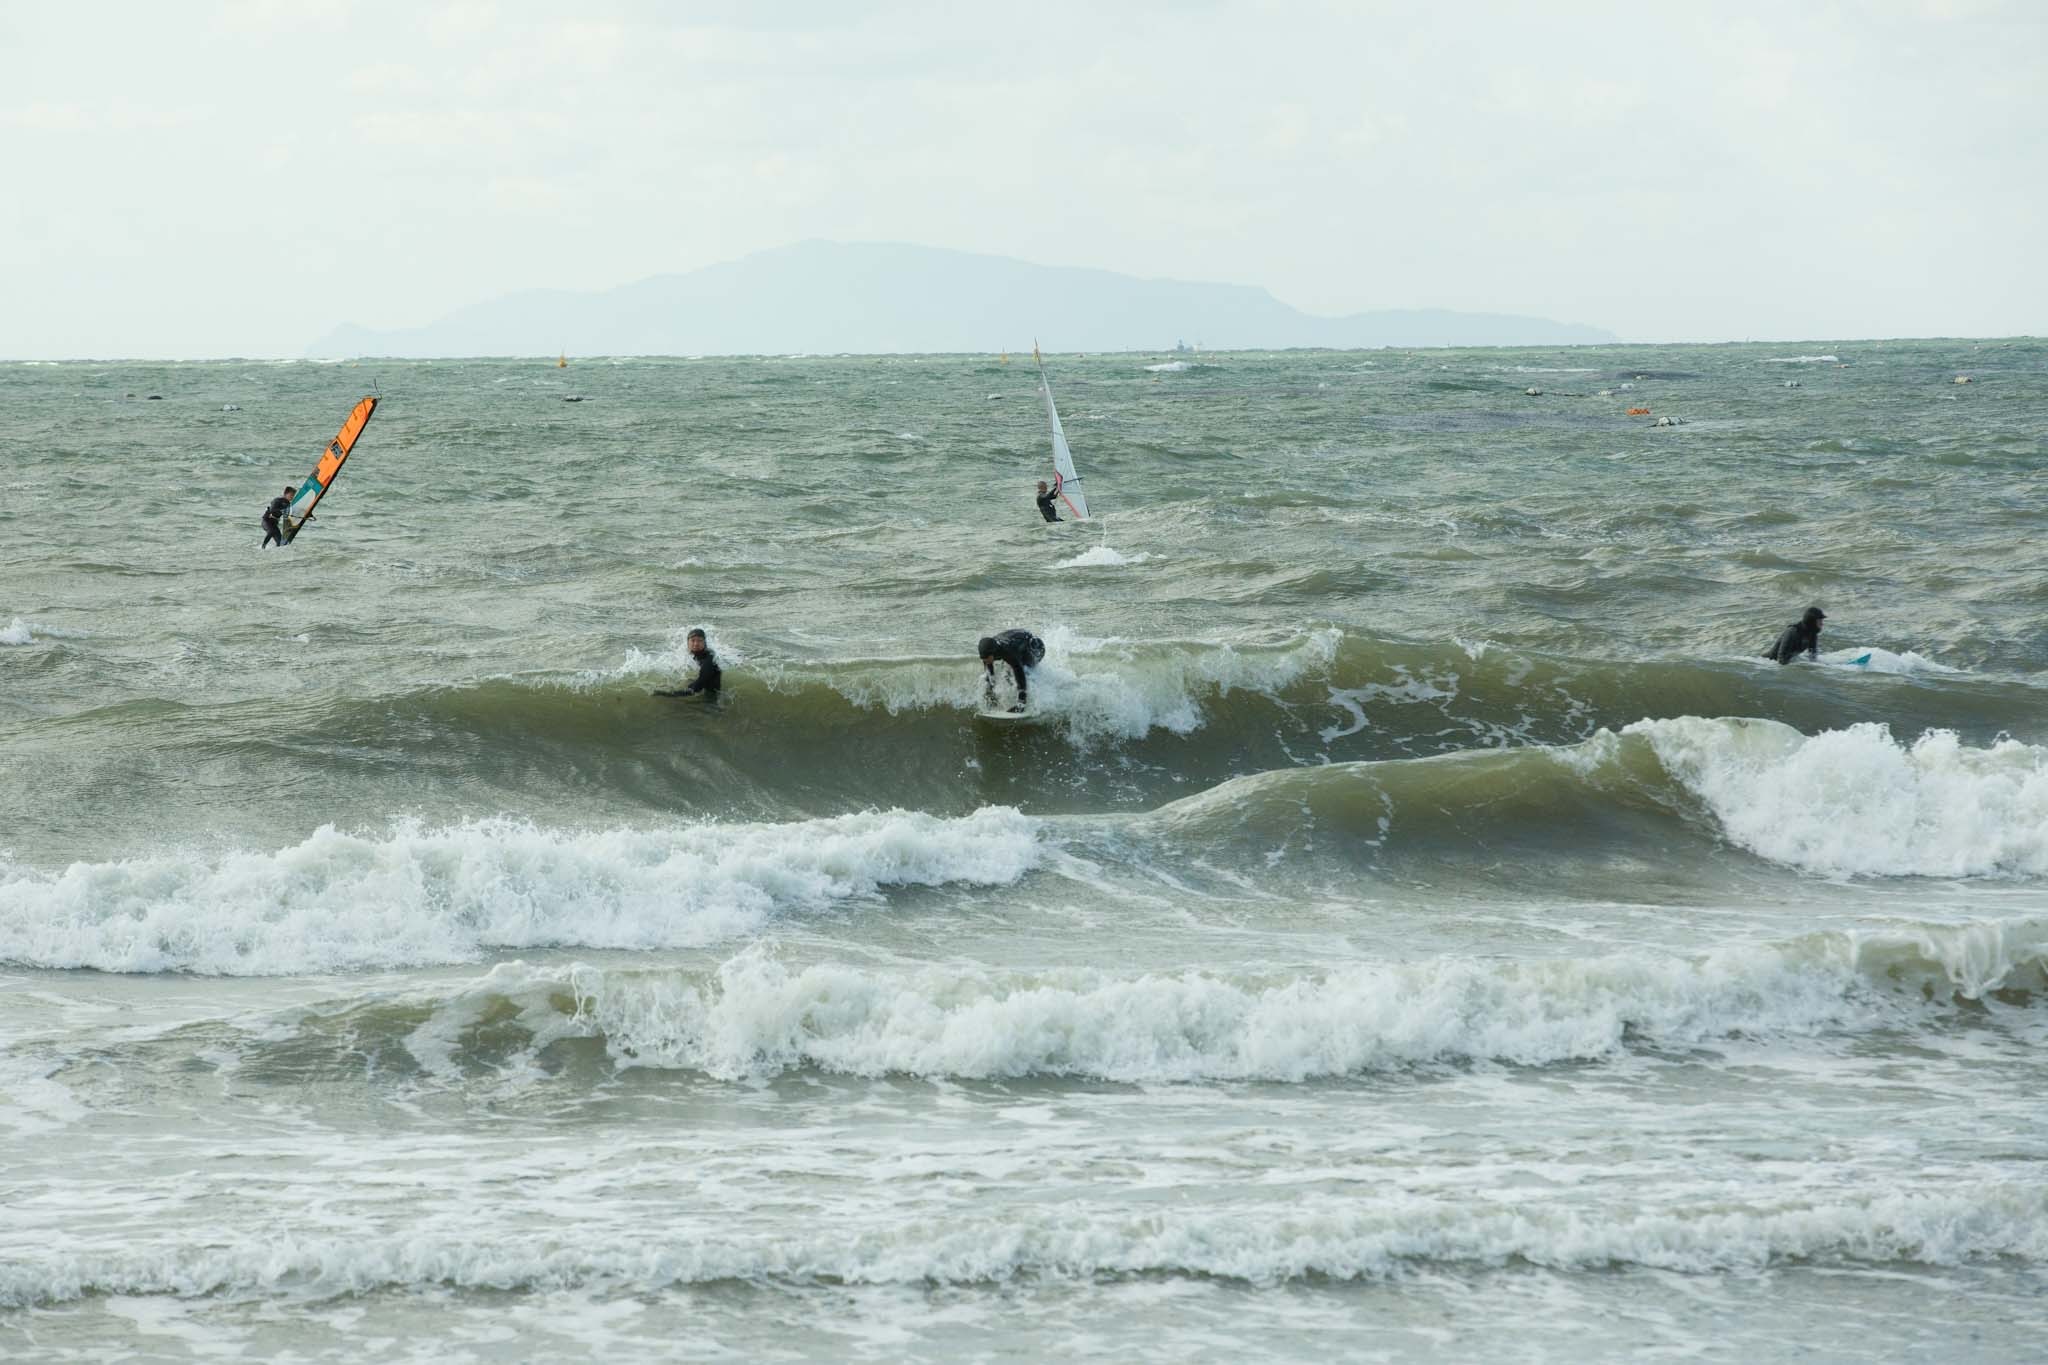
[1035,478,1062,523]
[261,485,294,548]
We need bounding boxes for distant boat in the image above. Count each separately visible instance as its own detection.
[999,351,1009,365]
[557,349,567,369]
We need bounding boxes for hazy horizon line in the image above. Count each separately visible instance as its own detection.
[4,334,2039,364]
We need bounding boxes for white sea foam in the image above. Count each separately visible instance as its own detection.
[1016,627,1339,743]
[1144,360,1190,372]
[480,917,2048,1082]
[1055,545,1152,569]
[0,617,31,645]
[1763,354,1840,364]
[9,1184,2042,1306]
[0,810,1042,975]
[1621,717,2048,878]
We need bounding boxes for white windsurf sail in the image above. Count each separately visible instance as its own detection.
[1033,341,1090,520]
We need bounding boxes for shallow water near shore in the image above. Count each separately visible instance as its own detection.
[3,340,2046,1360]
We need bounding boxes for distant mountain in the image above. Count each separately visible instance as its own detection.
[309,241,1616,357]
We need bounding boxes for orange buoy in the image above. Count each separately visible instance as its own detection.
[1626,407,1651,416]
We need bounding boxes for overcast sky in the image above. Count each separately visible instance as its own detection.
[4,0,2042,357]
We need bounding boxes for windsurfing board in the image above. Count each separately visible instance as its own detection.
[975,708,1038,723]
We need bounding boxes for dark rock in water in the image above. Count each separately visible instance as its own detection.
[145,395,163,400]
[1524,387,1542,396]
[562,395,587,402]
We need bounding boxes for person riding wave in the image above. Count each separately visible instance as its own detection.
[979,629,1045,711]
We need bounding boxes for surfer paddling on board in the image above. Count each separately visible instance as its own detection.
[261,484,296,548]
[979,629,1045,712]
[1036,478,1063,523]
[1763,606,1826,664]
[655,628,722,699]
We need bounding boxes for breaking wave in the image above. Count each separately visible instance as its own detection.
[0,809,1041,975]
[9,1184,2043,1306]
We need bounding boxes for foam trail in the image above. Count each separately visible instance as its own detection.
[0,809,1042,975]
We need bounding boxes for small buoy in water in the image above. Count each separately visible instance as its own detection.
[1953,375,1971,384]
[1524,386,1542,396]
[1627,407,1652,416]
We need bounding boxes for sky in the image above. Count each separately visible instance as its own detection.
[3,0,2043,357]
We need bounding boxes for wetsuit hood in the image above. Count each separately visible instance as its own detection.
[977,636,996,659]
[1803,606,1826,624]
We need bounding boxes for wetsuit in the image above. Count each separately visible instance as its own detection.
[261,495,291,548]
[981,629,1045,706]
[666,647,721,699]
[1764,616,1822,665]
[1036,483,1062,523]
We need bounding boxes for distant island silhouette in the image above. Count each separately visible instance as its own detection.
[310,240,1617,357]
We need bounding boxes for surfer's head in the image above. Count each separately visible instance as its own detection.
[1803,606,1826,626]
[1037,481,1049,493]
[687,628,708,654]
[283,485,295,495]
[977,636,996,661]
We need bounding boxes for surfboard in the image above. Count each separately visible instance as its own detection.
[1848,653,1872,667]
[281,396,378,544]
[976,708,1036,723]
[1033,342,1090,520]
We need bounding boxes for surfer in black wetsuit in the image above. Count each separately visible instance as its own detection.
[656,628,722,699]
[1763,606,1826,664]
[1036,478,1062,523]
[261,485,294,548]
[979,629,1046,711]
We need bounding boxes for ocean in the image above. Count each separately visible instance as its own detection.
[2,341,2044,1361]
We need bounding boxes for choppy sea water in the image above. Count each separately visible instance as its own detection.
[2,342,2045,1361]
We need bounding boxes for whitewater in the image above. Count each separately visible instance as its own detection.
[3,340,2046,1362]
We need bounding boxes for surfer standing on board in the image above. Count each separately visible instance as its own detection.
[1763,606,1826,664]
[655,628,722,699]
[979,630,1045,712]
[1035,478,1063,523]
[261,484,295,548]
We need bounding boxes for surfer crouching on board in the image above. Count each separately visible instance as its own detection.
[1763,606,1826,664]
[1036,478,1063,523]
[656,628,722,699]
[261,484,295,548]
[979,629,1046,712]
